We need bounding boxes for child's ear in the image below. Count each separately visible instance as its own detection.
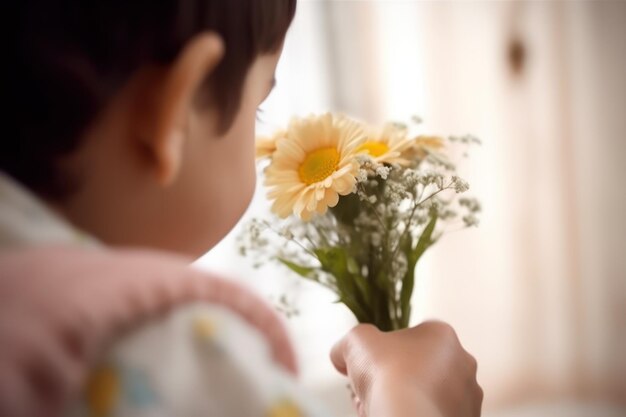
[133,33,224,185]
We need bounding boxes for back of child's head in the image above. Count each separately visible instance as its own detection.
[5,0,296,200]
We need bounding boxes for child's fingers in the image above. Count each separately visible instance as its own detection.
[0,314,83,417]
[329,338,348,376]
[206,276,299,375]
[330,323,379,377]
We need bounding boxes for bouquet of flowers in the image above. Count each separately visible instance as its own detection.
[240,113,480,330]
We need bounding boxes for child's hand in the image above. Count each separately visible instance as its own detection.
[331,321,483,417]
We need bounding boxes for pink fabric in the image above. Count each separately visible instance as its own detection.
[0,246,297,417]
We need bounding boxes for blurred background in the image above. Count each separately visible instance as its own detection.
[197,1,626,416]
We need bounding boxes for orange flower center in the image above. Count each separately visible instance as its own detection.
[356,141,390,157]
[298,147,340,185]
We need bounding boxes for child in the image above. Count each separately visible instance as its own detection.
[1,1,482,416]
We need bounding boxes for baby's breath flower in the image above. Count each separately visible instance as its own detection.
[355,210,382,230]
[357,168,369,183]
[278,227,294,240]
[357,189,369,201]
[371,232,382,247]
[459,197,481,213]
[385,181,408,205]
[391,253,408,282]
[411,115,423,124]
[419,171,444,187]
[403,170,420,188]
[375,165,391,180]
[463,214,480,227]
[451,176,470,193]
[426,153,456,171]
[454,134,482,145]
[439,209,458,220]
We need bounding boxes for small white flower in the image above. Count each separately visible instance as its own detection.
[459,197,481,212]
[403,170,420,188]
[452,176,470,193]
[375,165,391,180]
[371,232,382,246]
[279,228,294,240]
[463,214,479,227]
[391,253,408,282]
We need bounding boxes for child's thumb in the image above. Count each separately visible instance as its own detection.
[330,323,379,377]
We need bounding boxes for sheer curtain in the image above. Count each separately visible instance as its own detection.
[197,1,626,416]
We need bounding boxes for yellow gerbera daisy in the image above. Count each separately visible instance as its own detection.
[402,135,445,160]
[355,123,414,165]
[256,129,287,159]
[264,113,364,220]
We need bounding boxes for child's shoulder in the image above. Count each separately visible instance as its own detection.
[0,246,323,417]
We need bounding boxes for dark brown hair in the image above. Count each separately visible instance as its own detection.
[4,0,296,198]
